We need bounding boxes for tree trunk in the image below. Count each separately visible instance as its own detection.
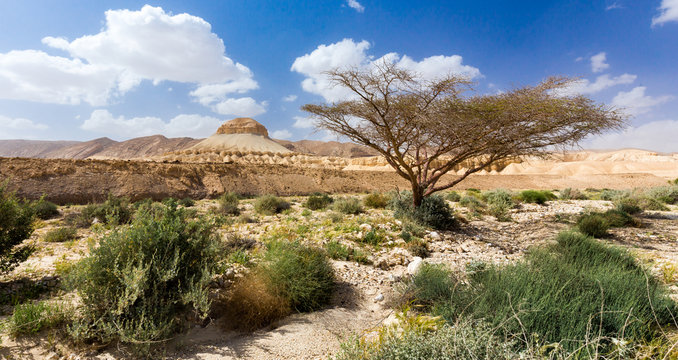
[411,182,424,208]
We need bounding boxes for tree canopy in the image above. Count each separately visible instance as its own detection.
[302,62,626,206]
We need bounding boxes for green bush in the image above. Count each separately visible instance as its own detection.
[617,195,668,211]
[644,186,678,204]
[32,197,59,220]
[601,209,634,227]
[360,229,385,246]
[404,239,429,258]
[43,227,78,242]
[261,241,335,312]
[391,193,457,230]
[325,240,370,264]
[0,184,34,274]
[254,195,290,215]
[218,192,240,215]
[413,231,677,353]
[363,192,390,209]
[178,197,195,207]
[598,189,628,201]
[80,193,133,226]
[9,301,68,335]
[445,191,461,202]
[577,213,609,237]
[558,188,588,200]
[615,198,643,215]
[403,263,456,307]
[304,193,333,210]
[518,190,555,204]
[482,189,514,221]
[67,202,221,349]
[333,197,364,215]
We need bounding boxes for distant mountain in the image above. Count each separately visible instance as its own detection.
[0,136,375,159]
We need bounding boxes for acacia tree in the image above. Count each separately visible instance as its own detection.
[302,62,625,207]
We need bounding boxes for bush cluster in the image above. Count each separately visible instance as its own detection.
[404,231,677,353]
[325,240,370,264]
[482,189,514,221]
[577,213,609,238]
[77,193,133,226]
[254,195,290,215]
[218,192,240,215]
[32,197,59,220]
[558,188,588,200]
[67,202,221,349]
[43,227,78,243]
[445,191,461,202]
[518,190,556,204]
[333,197,364,215]
[0,184,34,274]
[362,192,390,209]
[304,193,333,210]
[391,193,457,230]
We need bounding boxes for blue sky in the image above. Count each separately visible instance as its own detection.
[0,0,677,151]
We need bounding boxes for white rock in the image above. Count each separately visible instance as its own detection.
[429,231,441,240]
[374,293,384,302]
[359,223,373,232]
[407,257,423,275]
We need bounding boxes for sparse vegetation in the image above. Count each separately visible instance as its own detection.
[482,189,514,221]
[178,197,195,207]
[43,227,77,242]
[218,191,240,215]
[333,197,364,215]
[518,189,555,204]
[304,192,333,210]
[254,194,290,215]
[558,187,588,200]
[445,191,461,202]
[32,197,59,220]
[363,192,390,209]
[325,240,370,264]
[8,300,69,335]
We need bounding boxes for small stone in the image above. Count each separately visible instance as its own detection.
[374,293,384,302]
[407,257,423,275]
[429,231,441,240]
[359,223,372,232]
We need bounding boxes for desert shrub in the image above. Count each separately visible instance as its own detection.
[301,209,312,217]
[254,195,290,215]
[218,192,240,215]
[577,213,609,237]
[9,301,69,335]
[558,188,588,200]
[419,231,677,353]
[644,186,678,204]
[360,229,385,246]
[391,193,457,230]
[518,190,555,204]
[333,197,364,215]
[598,189,628,201]
[43,227,77,243]
[482,189,514,221]
[671,178,678,185]
[67,202,221,349]
[325,240,370,264]
[458,195,485,218]
[0,184,34,274]
[601,208,634,227]
[304,193,333,210]
[445,191,461,202]
[80,193,133,226]
[222,273,290,331]
[403,263,456,307]
[224,233,256,252]
[618,195,669,211]
[615,198,643,215]
[404,238,429,258]
[363,192,390,209]
[335,319,520,360]
[402,221,426,238]
[260,241,335,312]
[32,197,59,220]
[178,197,195,207]
[327,212,344,223]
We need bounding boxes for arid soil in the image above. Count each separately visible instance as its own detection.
[0,157,671,204]
[1,196,676,359]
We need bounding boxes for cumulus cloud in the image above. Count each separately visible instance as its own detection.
[346,0,365,12]
[291,38,481,102]
[0,5,262,111]
[211,97,267,117]
[611,86,673,116]
[552,73,636,96]
[283,94,298,102]
[584,120,678,152]
[271,129,292,140]
[0,115,49,139]
[590,52,609,73]
[81,109,223,138]
[292,116,315,129]
[653,0,678,26]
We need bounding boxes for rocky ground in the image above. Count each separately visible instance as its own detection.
[1,195,676,359]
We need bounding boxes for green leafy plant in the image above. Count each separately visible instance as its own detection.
[392,193,457,230]
[482,189,514,221]
[304,193,333,210]
[0,183,34,274]
[67,202,221,351]
[43,227,77,243]
[333,197,364,215]
[8,300,69,335]
[518,190,555,204]
[254,195,290,215]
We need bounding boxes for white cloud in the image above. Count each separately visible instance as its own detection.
[585,120,678,152]
[283,94,298,102]
[606,2,623,11]
[292,116,315,129]
[271,129,292,139]
[0,5,261,110]
[211,97,267,117]
[552,73,636,96]
[0,115,49,139]
[611,86,673,116]
[346,0,365,13]
[81,109,222,138]
[291,39,481,102]
[653,0,678,26]
[590,52,609,73]
[575,56,584,62]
